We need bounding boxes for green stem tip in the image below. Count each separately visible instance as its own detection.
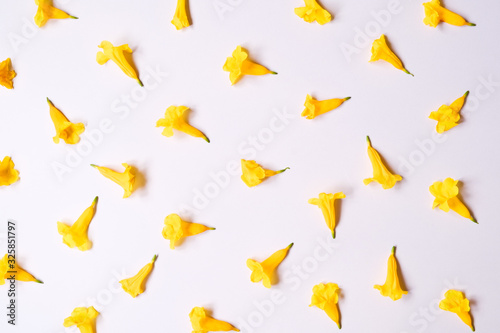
[366,135,371,146]
[332,230,336,239]
[69,16,78,20]
[270,71,278,75]
[137,79,144,87]
[35,279,44,284]
[344,97,351,101]
[392,246,396,254]
[287,243,294,249]
[93,196,99,204]
[209,227,216,230]
[90,164,98,168]
[404,69,414,77]
[468,23,476,26]
[470,217,478,224]
[152,254,158,262]
[46,97,53,104]
[203,136,210,143]
[277,167,290,173]
[464,91,470,97]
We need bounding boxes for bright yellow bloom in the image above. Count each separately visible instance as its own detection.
[63,306,99,333]
[301,95,350,119]
[34,0,78,27]
[57,197,98,251]
[172,0,190,30]
[247,243,293,288]
[429,178,477,223]
[47,98,85,144]
[0,156,20,186]
[363,136,402,189]
[223,46,277,85]
[439,290,474,331]
[310,283,341,329]
[156,106,209,142]
[370,35,413,76]
[294,0,332,25]
[423,0,475,27]
[120,255,157,298]
[0,58,16,89]
[0,254,43,284]
[374,247,407,301]
[308,192,345,238]
[241,159,289,187]
[91,163,136,198]
[162,214,215,249]
[97,41,143,86]
[189,307,240,333]
[429,91,468,133]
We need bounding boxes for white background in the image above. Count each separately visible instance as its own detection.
[1,0,499,332]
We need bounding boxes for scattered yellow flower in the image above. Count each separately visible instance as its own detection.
[172,0,190,30]
[294,0,332,25]
[308,192,345,238]
[374,246,407,301]
[301,95,350,119]
[363,136,402,189]
[57,197,98,251]
[310,283,341,329]
[247,243,293,288]
[439,290,475,331]
[97,41,143,86]
[0,254,43,284]
[91,163,136,198]
[223,46,277,85]
[0,58,16,89]
[120,255,157,298]
[241,159,289,187]
[423,0,475,27]
[156,106,210,142]
[370,35,413,76]
[162,214,215,249]
[34,0,78,27]
[47,98,85,144]
[429,177,477,223]
[63,306,99,333]
[429,91,468,133]
[0,156,20,186]
[189,307,240,333]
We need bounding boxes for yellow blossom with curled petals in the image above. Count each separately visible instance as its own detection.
[429,178,477,223]
[363,136,402,189]
[247,243,293,288]
[241,159,289,187]
[0,254,43,284]
[223,46,277,85]
[423,0,475,27]
[63,306,99,333]
[374,246,407,301]
[97,41,143,86]
[370,35,413,76]
[0,156,20,186]
[294,0,332,25]
[429,91,468,133]
[47,98,85,144]
[156,106,209,142]
[0,58,16,89]
[310,283,341,329]
[34,0,78,27]
[120,255,157,298]
[57,197,98,251]
[301,95,350,119]
[439,290,475,331]
[189,307,240,333]
[91,163,136,198]
[172,0,190,30]
[162,214,215,249]
[308,192,345,238]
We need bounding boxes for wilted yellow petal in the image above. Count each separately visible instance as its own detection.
[0,58,16,89]
[63,306,99,333]
[370,35,413,76]
[189,307,240,333]
[247,243,293,288]
[374,246,407,301]
[91,163,136,198]
[294,0,332,25]
[308,192,345,238]
[301,95,350,119]
[223,46,277,85]
[429,177,476,223]
[0,156,20,186]
[423,0,475,27]
[97,41,143,86]
[363,136,402,189]
[439,290,474,331]
[0,254,43,284]
[172,0,191,30]
[310,283,341,329]
[47,98,85,144]
[162,214,215,249]
[120,255,157,298]
[156,106,209,142]
[34,0,77,27]
[57,197,98,251]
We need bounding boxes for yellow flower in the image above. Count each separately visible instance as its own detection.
[172,0,191,30]
[370,35,413,76]
[247,243,293,288]
[120,255,157,298]
[423,0,475,27]
[0,254,43,284]
[47,98,85,144]
[97,41,143,86]
[363,136,402,189]
[57,197,98,251]
[308,192,345,238]
[156,106,209,142]
[34,0,78,27]
[0,58,16,89]
[189,307,240,333]
[301,95,350,119]
[429,91,468,133]
[162,214,215,249]
[439,290,474,331]
[310,283,341,329]
[63,306,99,333]
[374,246,407,301]
[429,178,477,223]
[240,159,289,187]
[0,156,20,186]
[294,0,332,25]
[223,46,277,85]
[91,163,136,198]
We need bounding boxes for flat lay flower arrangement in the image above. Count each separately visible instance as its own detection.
[0,0,497,332]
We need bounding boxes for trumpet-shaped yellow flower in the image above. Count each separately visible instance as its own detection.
[363,136,402,189]
[308,192,345,238]
[172,0,190,30]
[34,0,78,27]
[310,283,341,329]
[241,159,289,187]
[429,178,477,223]
[63,306,99,333]
[294,0,332,25]
[423,0,475,27]
[47,98,85,144]
[374,246,407,301]
[301,95,350,119]
[429,91,468,133]
[162,214,215,249]
[0,254,43,284]
[91,163,136,198]
[247,243,293,288]
[120,255,157,298]
[0,156,20,186]
[189,307,240,333]
[97,41,143,86]
[57,197,98,251]
[223,46,277,85]
[156,106,209,142]
[0,58,16,89]
[370,35,413,76]
[439,290,474,331]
